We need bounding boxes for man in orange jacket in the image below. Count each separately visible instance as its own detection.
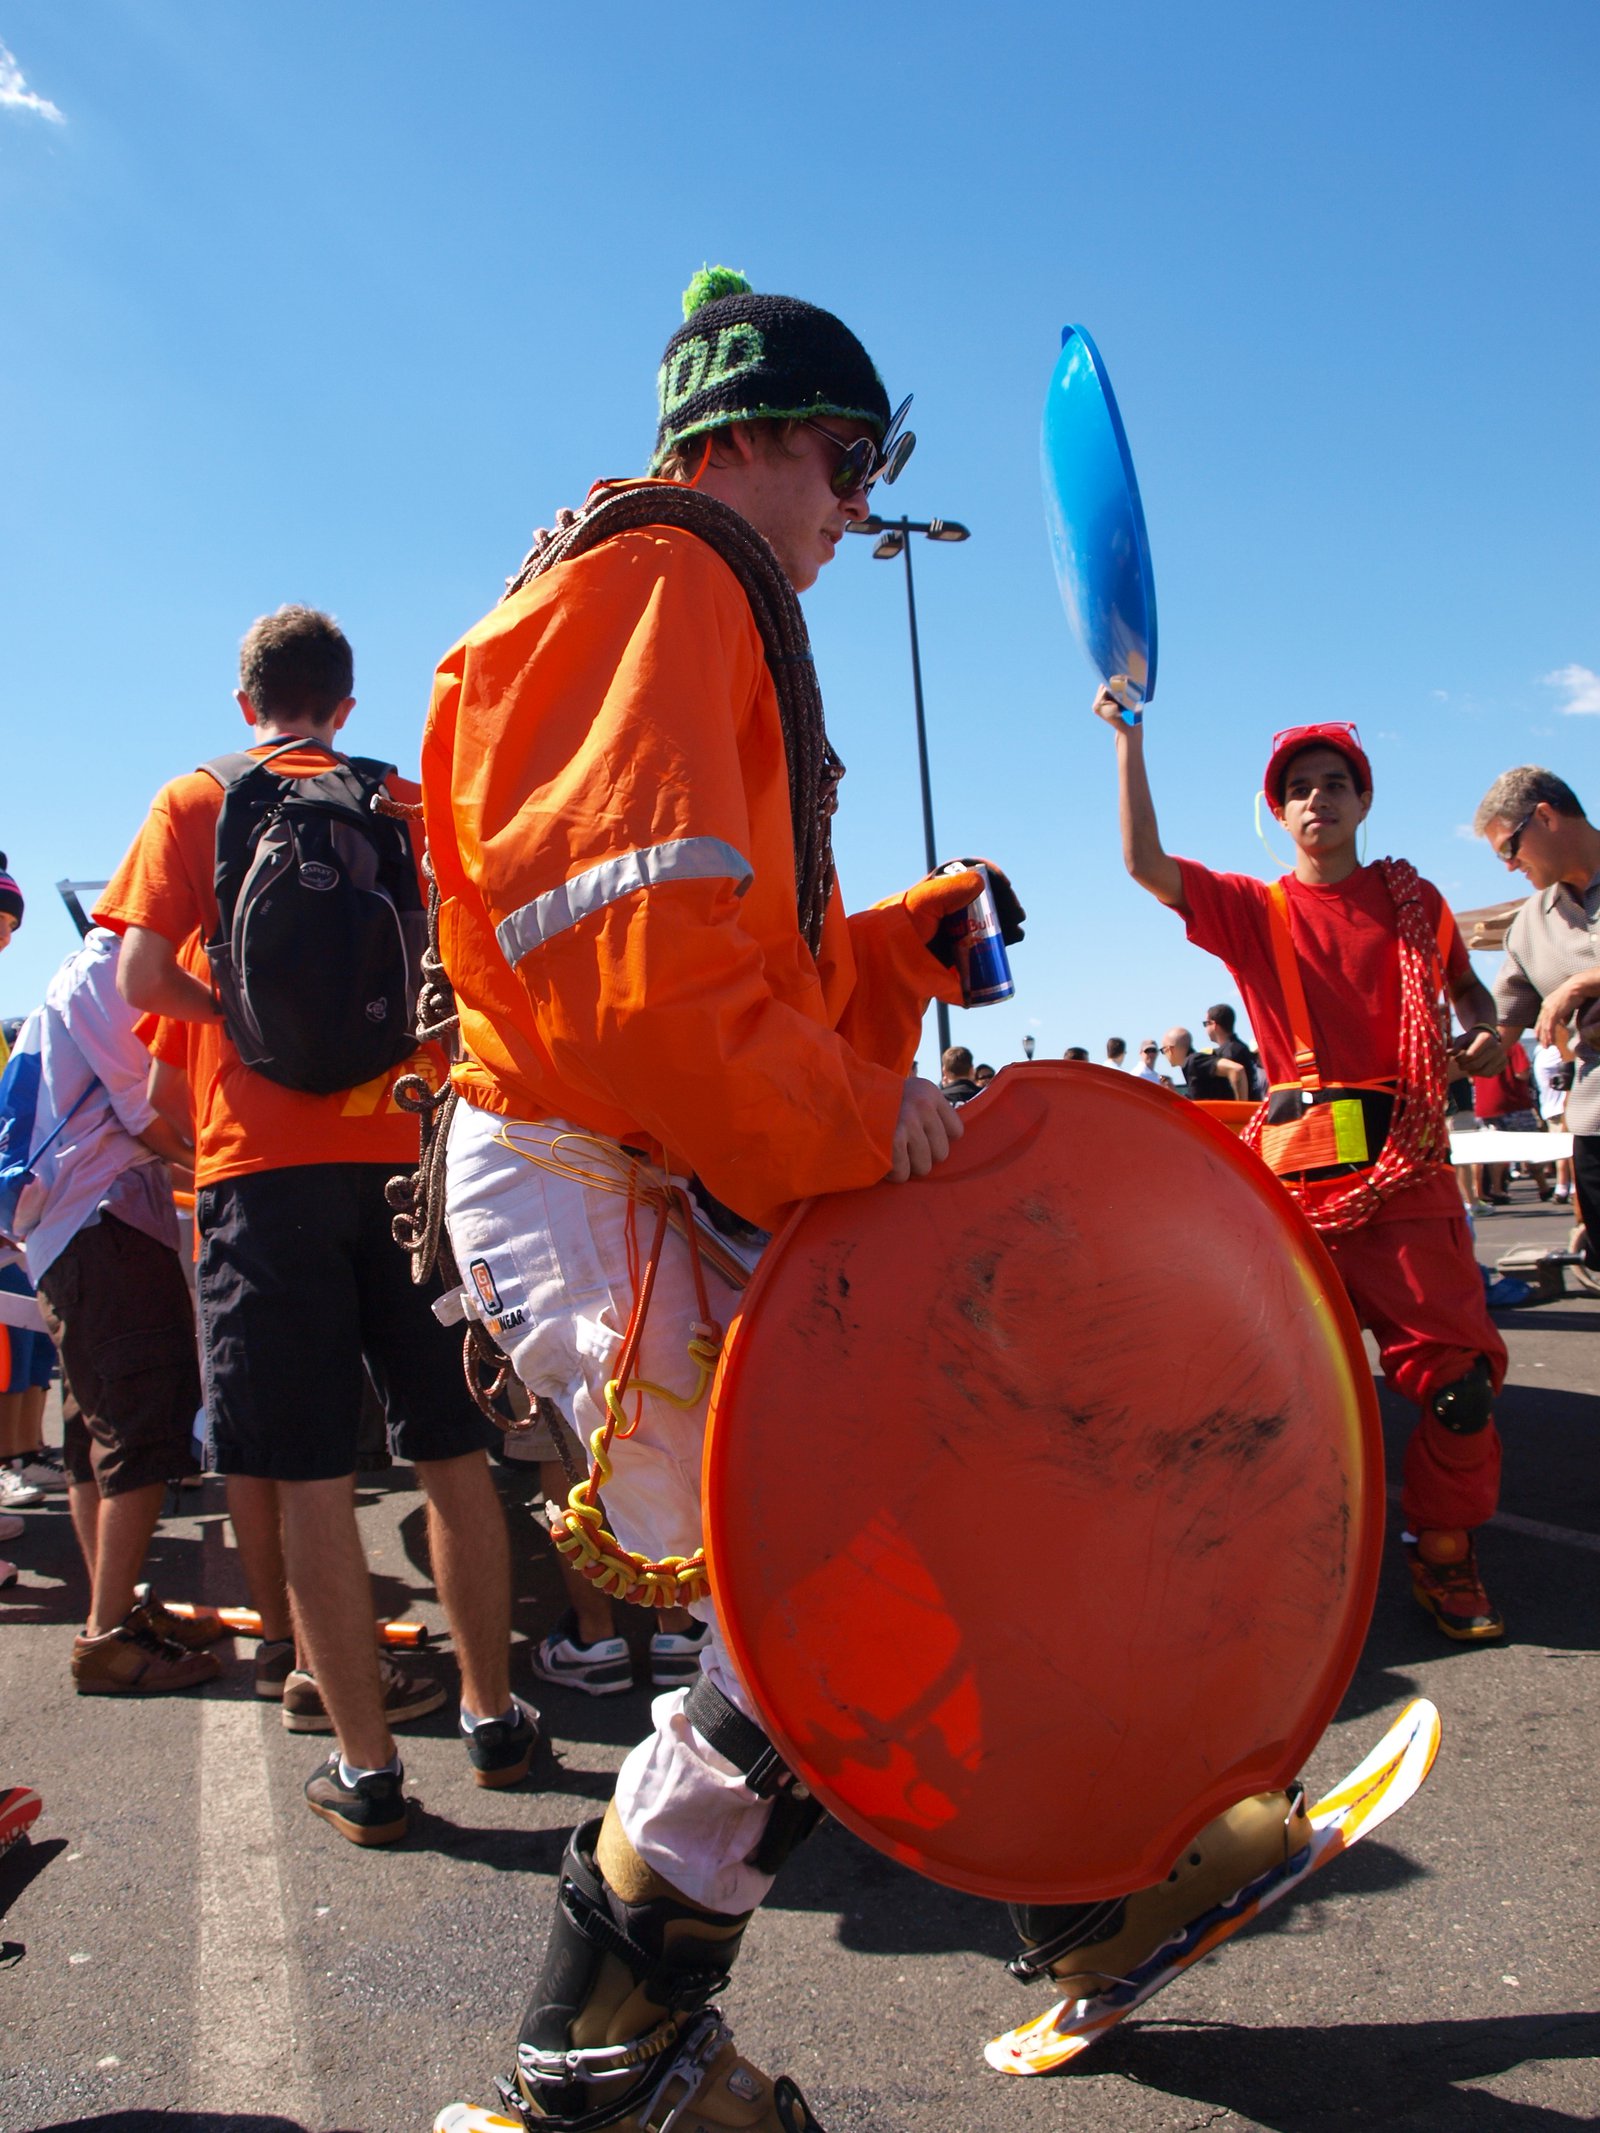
[425,268,1004,2133]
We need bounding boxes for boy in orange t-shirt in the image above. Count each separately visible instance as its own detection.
[98,605,532,1843]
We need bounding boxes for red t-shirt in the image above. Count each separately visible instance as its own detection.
[1175,858,1471,1224]
[1474,1041,1534,1120]
[97,743,445,1187]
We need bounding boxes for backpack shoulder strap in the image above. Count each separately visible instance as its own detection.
[198,737,306,791]
[1265,881,1323,1092]
[343,756,397,787]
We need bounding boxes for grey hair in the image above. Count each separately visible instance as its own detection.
[1473,765,1586,836]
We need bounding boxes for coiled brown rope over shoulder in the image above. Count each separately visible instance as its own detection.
[505,482,843,952]
[383,480,842,1423]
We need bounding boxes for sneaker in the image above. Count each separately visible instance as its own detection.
[304,1753,409,1846]
[462,1697,541,1789]
[0,1468,42,1509]
[0,1559,16,1590]
[530,1609,634,1696]
[7,1452,67,1493]
[254,1638,296,1699]
[131,1582,230,1649]
[71,1615,225,1694]
[649,1618,712,1688]
[0,1512,23,1543]
[281,1654,448,1733]
[0,1785,42,1856]
[1405,1530,1505,1642]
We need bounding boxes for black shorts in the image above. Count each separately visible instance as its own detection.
[36,1216,201,1497]
[196,1162,497,1482]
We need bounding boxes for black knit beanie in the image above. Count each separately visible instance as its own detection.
[0,854,22,929]
[651,266,892,471]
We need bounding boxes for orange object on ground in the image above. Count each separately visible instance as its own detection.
[703,1062,1382,1903]
[159,1602,429,1649]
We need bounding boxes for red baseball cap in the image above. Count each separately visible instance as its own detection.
[1263,722,1374,808]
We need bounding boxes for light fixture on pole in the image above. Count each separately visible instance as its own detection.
[848,511,972,1056]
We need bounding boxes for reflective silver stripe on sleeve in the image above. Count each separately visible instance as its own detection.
[495,836,755,969]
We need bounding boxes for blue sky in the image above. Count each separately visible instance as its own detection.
[2,3,1595,1068]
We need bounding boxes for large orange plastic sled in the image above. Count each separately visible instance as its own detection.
[703,1062,1382,1902]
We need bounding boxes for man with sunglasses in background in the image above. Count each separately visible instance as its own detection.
[1474,766,1600,1270]
[1093,688,1511,1644]
[423,269,1018,2133]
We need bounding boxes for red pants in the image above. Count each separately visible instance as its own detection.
[1322,1211,1505,1532]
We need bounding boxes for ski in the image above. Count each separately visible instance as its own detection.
[984,1696,1442,2077]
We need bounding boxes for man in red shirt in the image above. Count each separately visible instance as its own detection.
[1094,683,1510,1640]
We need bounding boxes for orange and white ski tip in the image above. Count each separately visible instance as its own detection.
[1309,1696,1440,1840]
[432,2106,523,2133]
[984,1698,1441,2078]
[0,1785,42,1853]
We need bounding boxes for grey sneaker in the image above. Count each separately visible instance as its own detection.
[462,1697,541,1789]
[281,1655,448,1733]
[530,1610,633,1696]
[304,1754,409,1846]
[254,1638,296,1699]
[649,1619,712,1688]
[8,1452,67,1493]
[0,1467,42,1509]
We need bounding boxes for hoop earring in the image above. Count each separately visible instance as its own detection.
[684,436,714,489]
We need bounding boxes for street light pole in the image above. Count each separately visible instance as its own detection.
[898,531,939,882]
[848,511,971,1059]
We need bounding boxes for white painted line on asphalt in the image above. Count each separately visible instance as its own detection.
[188,1697,307,2118]
[1387,1483,1600,1555]
[1489,1506,1600,1555]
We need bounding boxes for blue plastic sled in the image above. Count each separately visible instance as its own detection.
[1041,324,1158,712]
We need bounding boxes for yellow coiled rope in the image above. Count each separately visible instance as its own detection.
[494,1125,728,1607]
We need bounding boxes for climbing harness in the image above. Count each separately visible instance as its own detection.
[489,1122,750,1607]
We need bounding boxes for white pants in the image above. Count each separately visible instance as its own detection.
[444,1097,777,1915]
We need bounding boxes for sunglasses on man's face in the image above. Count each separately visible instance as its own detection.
[801,395,915,498]
[1497,808,1539,866]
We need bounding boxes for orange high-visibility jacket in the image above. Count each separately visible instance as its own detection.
[422,520,965,1232]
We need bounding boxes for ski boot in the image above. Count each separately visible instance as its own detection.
[1008,1786,1313,2000]
[433,1805,823,2132]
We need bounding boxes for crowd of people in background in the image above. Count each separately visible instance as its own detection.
[3,666,1596,1768]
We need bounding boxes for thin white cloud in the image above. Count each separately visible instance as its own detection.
[0,40,63,121]
[1431,689,1449,703]
[1544,663,1600,717]
[1453,824,1476,841]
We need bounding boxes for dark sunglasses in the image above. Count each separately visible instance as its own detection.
[801,395,915,498]
[1497,808,1539,866]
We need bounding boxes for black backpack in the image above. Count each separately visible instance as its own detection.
[201,739,426,1096]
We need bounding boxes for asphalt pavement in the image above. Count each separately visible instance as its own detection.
[1,1183,1596,2133]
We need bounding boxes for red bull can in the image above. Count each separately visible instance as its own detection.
[939,862,1015,1008]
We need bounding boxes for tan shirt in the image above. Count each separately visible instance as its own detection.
[1493,867,1600,1134]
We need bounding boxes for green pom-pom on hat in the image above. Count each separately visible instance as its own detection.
[682,264,753,319]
